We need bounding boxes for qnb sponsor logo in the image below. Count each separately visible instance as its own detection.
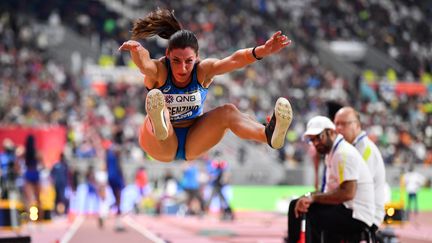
[165,95,174,104]
[164,93,201,106]
[175,95,197,102]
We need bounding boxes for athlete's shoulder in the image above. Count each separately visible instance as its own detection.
[197,58,218,88]
[144,57,168,89]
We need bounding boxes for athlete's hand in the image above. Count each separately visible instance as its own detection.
[118,40,143,52]
[262,31,292,56]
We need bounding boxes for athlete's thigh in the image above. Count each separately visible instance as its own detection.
[139,116,178,162]
[185,107,228,160]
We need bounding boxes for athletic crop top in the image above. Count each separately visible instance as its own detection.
[158,58,208,123]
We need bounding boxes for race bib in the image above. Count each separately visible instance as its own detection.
[165,92,202,120]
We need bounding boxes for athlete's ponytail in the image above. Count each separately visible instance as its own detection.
[132,8,182,40]
[132,8,199,54]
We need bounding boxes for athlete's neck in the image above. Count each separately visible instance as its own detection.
[172,75,192,88]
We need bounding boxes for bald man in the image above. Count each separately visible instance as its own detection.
[334,107,387,229]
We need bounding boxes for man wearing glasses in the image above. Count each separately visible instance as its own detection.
[286,116,375,243]
[334,107,387,231]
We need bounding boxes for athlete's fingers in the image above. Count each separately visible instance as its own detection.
[118,41,140,51]
[279,35,288,42]
[271,30,282,40]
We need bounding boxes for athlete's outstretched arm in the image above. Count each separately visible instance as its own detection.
[201,31,291,80]
[118,40,159,80]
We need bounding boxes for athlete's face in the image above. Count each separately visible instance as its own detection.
[167,47,197,84]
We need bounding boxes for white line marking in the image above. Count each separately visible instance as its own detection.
[123,216,165,243]
[60,215,85,243]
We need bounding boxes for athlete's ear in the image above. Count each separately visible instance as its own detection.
[165,48,169,57]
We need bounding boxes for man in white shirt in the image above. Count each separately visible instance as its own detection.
[286,116,375,243]
[403,164,426,217]
[334,107,387,229]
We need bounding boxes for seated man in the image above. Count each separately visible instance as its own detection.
[287,116,375,243]
[335,107,387,229]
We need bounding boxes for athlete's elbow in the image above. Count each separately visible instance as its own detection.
[140,66,157,78]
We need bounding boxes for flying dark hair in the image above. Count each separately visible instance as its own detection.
[132,8,199,53]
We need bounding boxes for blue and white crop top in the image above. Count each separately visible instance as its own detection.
[158,58,208,123]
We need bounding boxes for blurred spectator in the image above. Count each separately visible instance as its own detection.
[121,166,151,214]
[23,135,42,211]
[155,169,180,215]
[0,138,16,198]
[180,160,205,216]
[39,168,56,221]
[82,166,99,213]
[104,139,125,231]
[50,152,70,215]
[402,164,426,218]
[206,156,234,221]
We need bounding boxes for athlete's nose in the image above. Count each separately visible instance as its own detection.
[180,62,187,72]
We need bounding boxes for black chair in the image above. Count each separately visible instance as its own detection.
[321,225,376,243]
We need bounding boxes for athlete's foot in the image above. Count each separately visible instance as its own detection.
[265,97,293,149]
[146,89,168,140]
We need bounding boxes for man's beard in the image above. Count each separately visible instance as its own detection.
[315,138,332,154]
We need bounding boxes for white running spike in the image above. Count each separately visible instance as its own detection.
[146,89,168,140]
[271,97,293,149]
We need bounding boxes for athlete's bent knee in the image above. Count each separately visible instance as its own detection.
[221,103,239,113]
[219,103,241,121]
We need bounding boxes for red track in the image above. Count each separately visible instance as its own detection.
[1,211,431,243]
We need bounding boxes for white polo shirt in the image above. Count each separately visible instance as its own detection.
[324,134,375,227]
[404,171,426,194]
[353,131,387,226]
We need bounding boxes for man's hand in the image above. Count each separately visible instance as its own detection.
[294,196,313,218]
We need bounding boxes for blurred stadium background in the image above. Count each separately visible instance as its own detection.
[0,0,431,242]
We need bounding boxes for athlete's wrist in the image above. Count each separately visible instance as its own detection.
[252,46,263,60]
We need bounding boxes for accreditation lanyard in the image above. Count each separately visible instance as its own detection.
[353,132,367,147]
[321,136,344,192]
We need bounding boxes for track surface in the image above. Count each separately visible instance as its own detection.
[1,211,431,243]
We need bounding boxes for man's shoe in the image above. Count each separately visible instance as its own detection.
[114,217,126,232]
[265,97,293,149]
[146,89,168,140]
[98,216,104,229]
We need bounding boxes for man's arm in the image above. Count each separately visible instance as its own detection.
[311,180,357,204]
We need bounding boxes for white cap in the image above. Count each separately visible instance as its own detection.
[304,116,336,137]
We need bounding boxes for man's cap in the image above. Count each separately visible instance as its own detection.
[303,116,336,137]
